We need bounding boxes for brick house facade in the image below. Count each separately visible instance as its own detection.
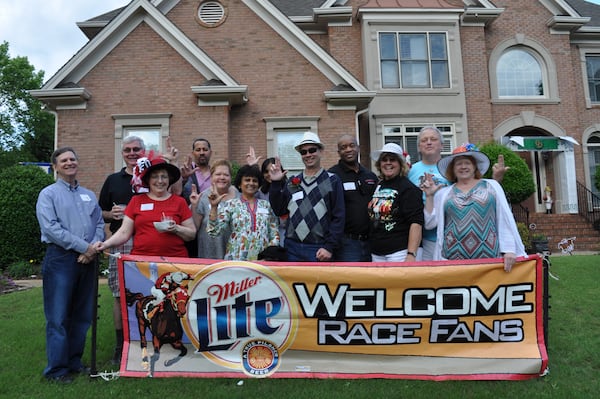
[31,0,600,217]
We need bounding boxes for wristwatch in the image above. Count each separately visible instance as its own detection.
[407,251,417,257]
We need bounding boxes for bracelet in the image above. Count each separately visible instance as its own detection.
[407,251,417,257]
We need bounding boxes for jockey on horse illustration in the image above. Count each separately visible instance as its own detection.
[126,271,192,375]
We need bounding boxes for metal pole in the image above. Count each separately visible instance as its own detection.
[542,252,550,347]
[90,255,100,377]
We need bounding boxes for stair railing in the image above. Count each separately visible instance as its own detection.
[576,181,600,231]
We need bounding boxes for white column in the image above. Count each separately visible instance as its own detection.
[555,148,578,214]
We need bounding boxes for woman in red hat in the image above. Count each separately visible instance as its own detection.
[97,153,196,257]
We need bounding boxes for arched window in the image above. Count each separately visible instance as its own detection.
[497,48,544,97]
[489,36,558,103]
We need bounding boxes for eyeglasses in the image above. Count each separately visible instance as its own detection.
[299,147,319,156]
[380,156,399,163]
[122,147,142,153]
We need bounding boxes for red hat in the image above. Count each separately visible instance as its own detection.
[131,151,181,193]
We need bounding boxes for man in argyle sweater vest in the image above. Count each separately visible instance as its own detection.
[269,132,345,262]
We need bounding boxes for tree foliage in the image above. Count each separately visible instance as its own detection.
[0,41,54,168]
[480,142,536,204]
[595,165,600,192]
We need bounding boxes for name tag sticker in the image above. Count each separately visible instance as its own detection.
[257,207,269,214]
[140,203,154,211]
[292,191,304,202]
[79,194,91,202]
[343,182,357,191]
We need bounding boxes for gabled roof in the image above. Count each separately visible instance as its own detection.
[32,0,248,109]
[566,0,600,26]
[270,0,330,17]
[360,0,465,8]
[33,0,374,110]
[76,6,126,39]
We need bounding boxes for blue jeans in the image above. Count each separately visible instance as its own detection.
[335,236,371,262]
[285,239,322,262]
[42,244,96,378]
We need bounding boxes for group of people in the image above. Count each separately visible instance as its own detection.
[35,126,526,383]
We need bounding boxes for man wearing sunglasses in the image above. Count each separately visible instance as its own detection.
[98,135,145,364]
[268,131,345,262]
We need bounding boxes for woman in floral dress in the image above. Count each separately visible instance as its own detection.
[206,164,279,261]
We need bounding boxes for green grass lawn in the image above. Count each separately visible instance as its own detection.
[1,255,598,399]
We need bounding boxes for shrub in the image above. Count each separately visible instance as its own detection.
[595,165,600,192]
[6,260,40,279]
[0,165,54,270]
[517,222,531,252]
[480,142,536,204]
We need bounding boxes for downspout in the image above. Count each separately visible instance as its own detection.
[46,108,58,178]
[355,107,369,162]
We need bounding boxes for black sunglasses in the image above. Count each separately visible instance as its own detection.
[122,147,142,153]
[299,147,319,156]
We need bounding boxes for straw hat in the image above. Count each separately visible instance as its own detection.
[437,143,490,180]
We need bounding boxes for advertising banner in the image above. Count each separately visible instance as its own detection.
[118,255,548,380]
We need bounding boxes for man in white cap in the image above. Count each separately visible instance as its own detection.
[268,132,345,262]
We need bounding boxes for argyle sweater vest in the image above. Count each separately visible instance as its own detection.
[269,169,344,251]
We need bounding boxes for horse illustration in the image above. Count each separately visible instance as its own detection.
[125,275,191,376]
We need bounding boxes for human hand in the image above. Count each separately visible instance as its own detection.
[163,137,180,165]
[420,173,441,197]
[503,252,516,272]
[207,183,228,207]
[492,154,509,182]
[111,203,126,220]
[189,183,202,207]
[93,241,105,252]
[84,244,98,259]
[77,254,91,264]
[246,146,263,166]
[180,155,199,180]
[268,157,287,182]
[316,248,332,262]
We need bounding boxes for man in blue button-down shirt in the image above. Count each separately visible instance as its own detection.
[36,147,104,383]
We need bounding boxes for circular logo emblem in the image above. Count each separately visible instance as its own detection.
[241,339,280,377]
[182,261,298,371]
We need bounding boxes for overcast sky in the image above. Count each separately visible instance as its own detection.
[0,0,127,81]
[2,0,600,83]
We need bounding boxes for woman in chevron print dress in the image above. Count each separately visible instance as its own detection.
[421,143,526,272]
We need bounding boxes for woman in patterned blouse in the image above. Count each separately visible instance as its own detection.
[206,164,279,261]
[421,143,526,272]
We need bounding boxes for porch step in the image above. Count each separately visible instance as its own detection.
[527,213,600,253]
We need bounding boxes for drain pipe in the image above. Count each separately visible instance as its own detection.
[355,107,369,162]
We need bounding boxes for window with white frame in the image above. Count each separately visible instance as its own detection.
[489,37,558,103]
[587,133,600,196]
[586,56,600,104]
[264,117,319,176]
[273,130,305,176]
[497,48,544,97]
[382,124,454,163]
[112,114,171,170]
[379,32,450,89]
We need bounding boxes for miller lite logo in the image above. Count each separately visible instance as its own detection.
[182,262,298,375]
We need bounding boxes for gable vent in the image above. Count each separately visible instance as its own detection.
[197,1,226,27]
